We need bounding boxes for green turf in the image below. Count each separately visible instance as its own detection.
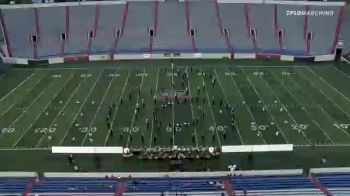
[1,60,350,171]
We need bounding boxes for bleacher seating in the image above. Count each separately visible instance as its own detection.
[32,178,119,193]
[0,0,344,59]
[317,173,350,195]
[3,173,350,195]
[231,175,323,195]
[0,177,32,195]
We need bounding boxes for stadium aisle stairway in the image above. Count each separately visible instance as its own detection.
[317,173,350,195]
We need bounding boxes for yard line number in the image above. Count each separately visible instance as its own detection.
[333,123,350,130]
[225,72,238,76]
[281,71,296,76]
[51,74,62,78]
[253,72,267,76]
[108,73,120,78]
[80,73,92,78]
[79,127,97,133]
[291,124,309,132]
[166,126,181,133]
[209,126,227,132]
[250,122,270,131]
[136,73,148,77]
[1,128,15,134]
[121,127,139,133]
[34,127,56,134]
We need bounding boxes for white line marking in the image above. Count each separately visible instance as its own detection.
[81,69,119,146]
[214,69,243,145]
[35,73,86,148]
[172,64,175,146]
[149,67,159,148]
[0,73,45,116]
[307,67,350,104]
[186,67,199,147]
[0,71,36,103]
[58,71,103,146]
[272,71,335,144]
[201,73,221,147]
[104,71,131,146]
[297,70,350,139]
[241,68,289,144]
[0,73,53,139]
[12,73,76,147]
[228,68,267,144]
[261,71,311,144]
[126,68,146,147]
[0,72,6,80]
[332,65,350,80]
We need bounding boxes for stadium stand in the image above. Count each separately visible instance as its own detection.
[0,0,346,63]
[2,172,348,195]
[316,173,350,195]
[0,178,33,195]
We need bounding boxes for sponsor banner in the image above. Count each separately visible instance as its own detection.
[28,59,49,66]
[48,57,64,64]
[234,53,256,59]
[294,56,315,62]
[256,54,281,60]
[88,55,111,61]
[280,55,295,61]
[64,56,89,63]
[315,54,335,62]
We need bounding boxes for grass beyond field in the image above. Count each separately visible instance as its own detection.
[1,61,350,151]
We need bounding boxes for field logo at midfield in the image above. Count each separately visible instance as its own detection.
[286,10,334,16]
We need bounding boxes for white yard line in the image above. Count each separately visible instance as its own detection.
[126,68,146,148]
[201,74,221,147]
[331,65,350,80]
[0,74,54,139]
[1,72,45,116]
[273,72,335,144]
[307,67,350,104]
[228,69,267,144]
[81,69,119,146]
[186,67,199,147]
[12,73,76,147]
[214,69,243,145]
[171,64,175,146]
[149,68,160,148]
[58,71,103,146]
[104,71,131,146]
[297,71,350,139]
[241,68,289,144]
[126,68,146,147]
[0,71,36,103]
[35,75,86,148]
[262,71,311,144]
[0,72,6,80]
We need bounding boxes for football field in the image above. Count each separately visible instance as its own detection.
[1,60,350,151]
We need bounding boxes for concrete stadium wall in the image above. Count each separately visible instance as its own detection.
[0,52,335,66]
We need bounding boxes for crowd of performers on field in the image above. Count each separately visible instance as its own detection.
[104,64,237,150]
